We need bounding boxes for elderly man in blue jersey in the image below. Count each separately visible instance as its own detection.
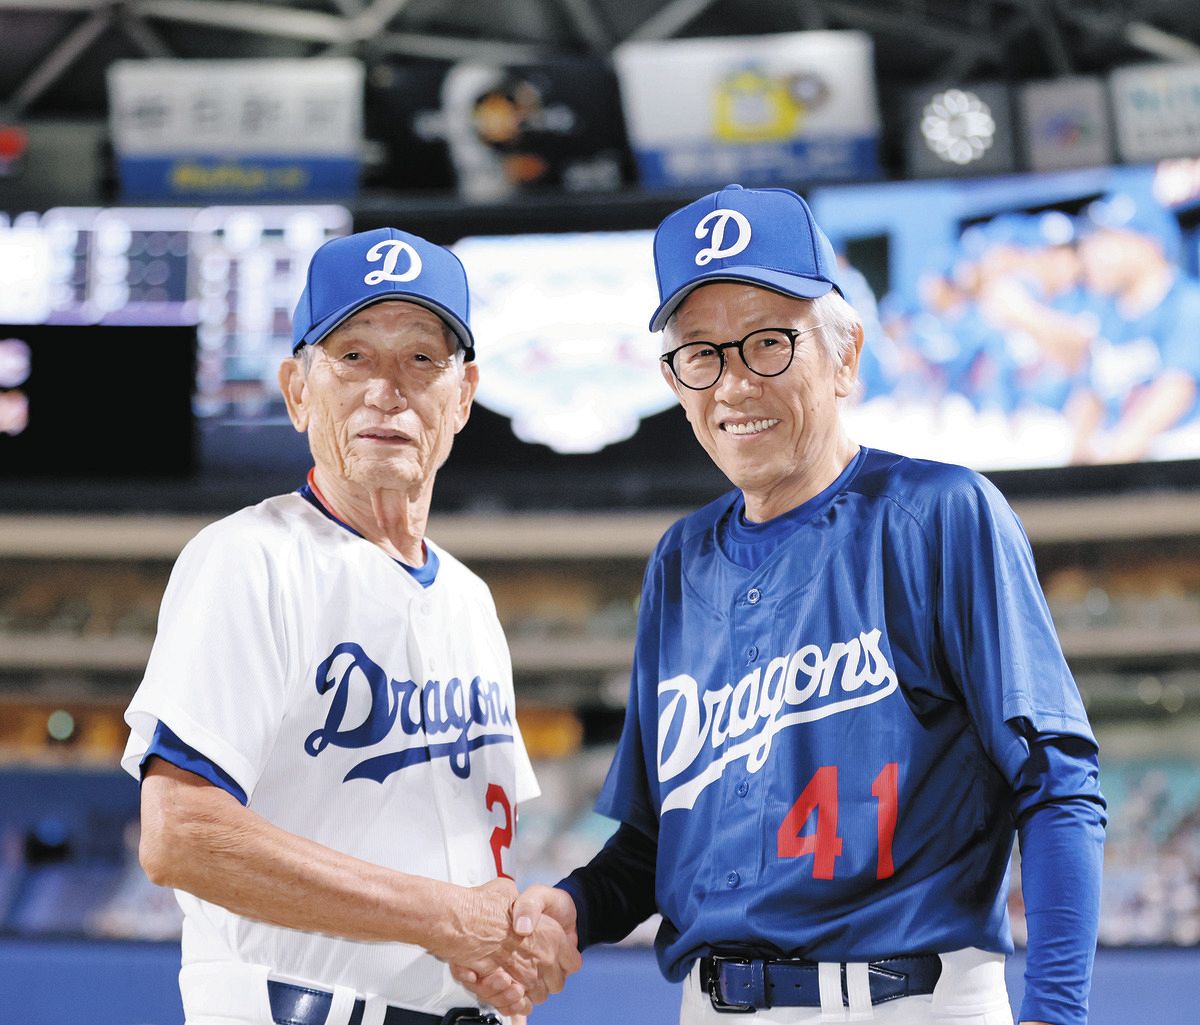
[455,185,1107,1025]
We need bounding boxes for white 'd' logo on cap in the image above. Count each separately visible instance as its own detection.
[694,209,752,266]
[364,239,422,285]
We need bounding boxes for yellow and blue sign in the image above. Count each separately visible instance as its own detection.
[614,32,880,188]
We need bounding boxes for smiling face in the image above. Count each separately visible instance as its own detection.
[279,300,477,499]
[662,282,861,521]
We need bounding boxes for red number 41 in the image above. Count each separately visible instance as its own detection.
[776,763,899,880]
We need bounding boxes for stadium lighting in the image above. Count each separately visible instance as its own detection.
[920,88,996,165]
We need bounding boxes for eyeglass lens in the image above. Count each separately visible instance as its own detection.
[672,329,796,389]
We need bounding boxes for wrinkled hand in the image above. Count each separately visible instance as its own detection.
[451,884,582,1017]
[428,877,521,966]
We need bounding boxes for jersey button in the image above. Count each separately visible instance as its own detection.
[735,780,749,797]
[726,871,740,888]
[746,587,761,605]
[746,645,758,663]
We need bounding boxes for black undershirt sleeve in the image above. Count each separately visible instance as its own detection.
[554,821,658,949]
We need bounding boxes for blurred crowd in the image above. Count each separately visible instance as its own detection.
[1009,759,1200,948]
[848,193,1200,467]
[1097,763,1200,946]
[5,752,1200,950]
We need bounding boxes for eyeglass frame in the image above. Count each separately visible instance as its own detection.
[660,324,826,391]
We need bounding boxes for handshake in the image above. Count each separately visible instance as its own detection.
[434,879,584,1018]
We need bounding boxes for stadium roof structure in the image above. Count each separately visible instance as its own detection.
[2,0,1199,128]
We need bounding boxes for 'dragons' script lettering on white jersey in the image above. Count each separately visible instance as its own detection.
[305,641,516,784]
[657,628,898,812]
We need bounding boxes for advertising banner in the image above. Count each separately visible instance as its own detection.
[413,57,632,202]
[107,59,364,201]
[613,31,880,187]
[1110,61,1200,162]
[1018,76,1113,172]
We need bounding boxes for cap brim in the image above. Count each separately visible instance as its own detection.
[295,293,475,359]
[649,267,838,332]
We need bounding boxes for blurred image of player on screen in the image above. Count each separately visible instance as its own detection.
[1068,193,1200,464]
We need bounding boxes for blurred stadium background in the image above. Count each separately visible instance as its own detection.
[2,1,1200,1022]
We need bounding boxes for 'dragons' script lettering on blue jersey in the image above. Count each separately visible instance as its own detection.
[657,628,898,812]
[304,642,515,784]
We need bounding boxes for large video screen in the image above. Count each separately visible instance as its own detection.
[4,159,1199,506]
[0,323,196,477]
[0,204,352,485]
[445,160,1200,500]
[812,159,1200,470]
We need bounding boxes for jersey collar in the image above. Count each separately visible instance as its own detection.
[297,469,439,588]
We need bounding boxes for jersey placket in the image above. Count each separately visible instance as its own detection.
[714,579,772,896]
[407,585,470,885]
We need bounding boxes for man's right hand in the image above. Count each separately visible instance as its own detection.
[428,877,522,965]
[451,884,583,1015]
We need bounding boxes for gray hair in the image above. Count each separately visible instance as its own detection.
[807,290,861,366]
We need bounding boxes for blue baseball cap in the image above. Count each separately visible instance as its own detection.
[649,184,843,332]
[1036,209,1078,247]
[292,227,475,359]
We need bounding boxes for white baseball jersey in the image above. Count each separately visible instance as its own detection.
[122,491,539,1014]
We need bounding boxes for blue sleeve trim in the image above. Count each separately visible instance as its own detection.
[1002,692,1096,743]
[1012,733,1106,824]
[140,720,249,806]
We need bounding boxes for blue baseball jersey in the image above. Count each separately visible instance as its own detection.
[596,447,1097,982]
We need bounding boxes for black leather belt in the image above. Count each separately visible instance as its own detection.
[700,952,942,1013]
[266,980,499,1025]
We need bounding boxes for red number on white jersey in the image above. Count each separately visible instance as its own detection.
[486,783,514,880]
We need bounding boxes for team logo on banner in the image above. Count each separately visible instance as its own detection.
[364,239,422,285]
[694,209,751,265]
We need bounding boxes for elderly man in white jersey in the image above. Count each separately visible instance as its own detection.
[122,227,580,1025]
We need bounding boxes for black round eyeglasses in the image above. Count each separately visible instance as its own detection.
[660,324,825,391]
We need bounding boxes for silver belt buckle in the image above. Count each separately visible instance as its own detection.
[706,955,756,1014]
